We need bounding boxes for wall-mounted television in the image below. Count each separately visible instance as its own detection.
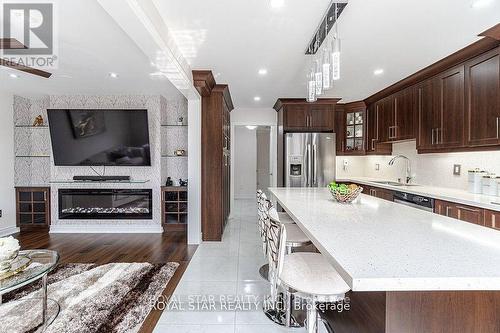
[47,109,151,166]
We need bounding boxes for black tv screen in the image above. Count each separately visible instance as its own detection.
[47,109,151,166]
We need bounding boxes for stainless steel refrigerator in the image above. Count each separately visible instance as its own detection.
[285,133,336,187]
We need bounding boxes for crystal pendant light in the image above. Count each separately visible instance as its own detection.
[321,21,331,90]
[307,66,317,102]
[331,4,341,81]
[314,58,323,96]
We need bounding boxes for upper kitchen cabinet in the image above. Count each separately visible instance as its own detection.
[365,104,392,155]
[418,65,465,152]
[343,101,366,154]
[334,104,345,155]
[465,47,500,147]
[374,87,416,143]
[274,98,340,132]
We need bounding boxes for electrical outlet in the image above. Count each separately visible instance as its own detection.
[453,164,461,176]
[343,159,348,171]
[375,163,380,171]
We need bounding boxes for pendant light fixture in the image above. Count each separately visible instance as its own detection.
[321,21,331,90]
[331,3,341,81]
[306,46,317,102]
[314,32,323,96]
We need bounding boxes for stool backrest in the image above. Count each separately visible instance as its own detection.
[257,190,270,254]
[267,206,282,271]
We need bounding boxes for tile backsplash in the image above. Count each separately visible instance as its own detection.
[336,140,500,191]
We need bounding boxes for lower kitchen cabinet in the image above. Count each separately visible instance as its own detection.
[484,209,500,231]
[358,184,393,201]
[434,199,484,226]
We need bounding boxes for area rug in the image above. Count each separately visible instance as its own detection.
[0,262,179,333]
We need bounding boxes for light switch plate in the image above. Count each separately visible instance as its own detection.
[453,164,461,176]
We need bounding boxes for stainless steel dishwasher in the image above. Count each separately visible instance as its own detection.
[393,191,434,212]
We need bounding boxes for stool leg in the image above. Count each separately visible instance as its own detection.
[284,290,291,327]
[286,244,292,255]
[306,298,317,333]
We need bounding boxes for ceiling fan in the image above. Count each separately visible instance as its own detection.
[0,38,52,78]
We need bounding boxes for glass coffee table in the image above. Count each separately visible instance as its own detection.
[0,250,60,331]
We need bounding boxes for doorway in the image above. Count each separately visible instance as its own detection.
[232,125,275,202]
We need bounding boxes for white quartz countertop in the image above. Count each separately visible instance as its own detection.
[337,176,500,212]
[269,187,500,292]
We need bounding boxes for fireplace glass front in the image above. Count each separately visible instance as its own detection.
[58,189,153,220]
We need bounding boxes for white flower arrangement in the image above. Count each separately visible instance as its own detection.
[0,236,20,261]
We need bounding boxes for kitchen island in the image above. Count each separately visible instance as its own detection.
[269,187,500,333]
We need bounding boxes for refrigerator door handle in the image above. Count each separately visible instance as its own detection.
[312,144,317,186]
[306,144,311,186]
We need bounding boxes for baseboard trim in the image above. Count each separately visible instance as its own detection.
[49,224,164,234]
[0,226,20,237]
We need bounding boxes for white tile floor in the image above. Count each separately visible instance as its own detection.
[154,199,328,333]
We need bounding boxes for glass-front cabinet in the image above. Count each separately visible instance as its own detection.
[344,103,365,154]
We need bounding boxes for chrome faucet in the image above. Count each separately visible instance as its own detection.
[389,155,413,184]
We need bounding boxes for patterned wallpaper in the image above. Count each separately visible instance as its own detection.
[13,94,188,230]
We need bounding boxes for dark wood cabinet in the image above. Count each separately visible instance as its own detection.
[369,187,394,201]
[484,209,500,231]
[434,199,484,226]
[161,186,187,231]
[281,102,336,132]
[373,88,416,143]
[194,70,234,241]
[16,187,50,230]
[435,65,465,148]
[417,79,439,150]
[393,87,417,141]
[366,104,392,155]
[284,105,309,130]
[335,104,345,155]
[465,47,500,147]
[417,65,465,151]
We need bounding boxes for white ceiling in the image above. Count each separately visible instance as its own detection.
[1,0,499,106]
[0,0,182,98]
[154,0,500,106]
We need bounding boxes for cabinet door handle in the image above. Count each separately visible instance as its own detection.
[431,128,435,145]
[496,117,499,139]
[445,206,451,217]
[371,139,376,150]
[456,206,480,213]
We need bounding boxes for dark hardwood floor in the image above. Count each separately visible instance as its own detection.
[14,230,198,333]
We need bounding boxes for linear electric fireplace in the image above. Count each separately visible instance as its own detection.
[58,189,153,220]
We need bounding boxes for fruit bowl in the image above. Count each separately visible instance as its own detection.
[328,183,363,204]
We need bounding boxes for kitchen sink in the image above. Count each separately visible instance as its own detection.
[372,181,419,187]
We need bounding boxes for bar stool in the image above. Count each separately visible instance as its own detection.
[271,220,351,333]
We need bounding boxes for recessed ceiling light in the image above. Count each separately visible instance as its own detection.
[254,96,261,101]
[9,73,18,78]
[270,0,284,8]
[109,72,119,78]
[471,0,493,8]
[258,69,268,75]
[373,69,384,75]
[246,125,257,130]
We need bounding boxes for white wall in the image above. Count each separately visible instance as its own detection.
[233,126,257,199]
[0,92,17,236]
[337,140,500,191]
